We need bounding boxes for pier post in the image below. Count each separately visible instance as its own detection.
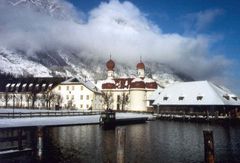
[17,129,23,150]
[203,130,215,163]
[116,127,126,163]
[35,126,43,161]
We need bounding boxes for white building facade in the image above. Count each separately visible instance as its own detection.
[0,77,103,111]
[52,77,103,110]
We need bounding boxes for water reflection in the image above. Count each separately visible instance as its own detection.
[1,121,240,163]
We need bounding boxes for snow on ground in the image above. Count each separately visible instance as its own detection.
[0,115,100,128]
[116,113,153,119]
[0,108,153,128]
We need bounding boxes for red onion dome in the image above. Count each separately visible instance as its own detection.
[130,78,145,89]
[136,61,145,69]
[106,59,115,71]
[102,79,116,89]
[144,78,157,89]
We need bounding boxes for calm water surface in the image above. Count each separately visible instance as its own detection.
[2,121,240,163]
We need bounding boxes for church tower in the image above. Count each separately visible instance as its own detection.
[106,56,115,79]
[136,58,145,78]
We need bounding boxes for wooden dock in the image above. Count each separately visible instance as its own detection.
[100,111,149,129]
[155,113,240,123]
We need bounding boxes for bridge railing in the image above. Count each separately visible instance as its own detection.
[0,111,99,118]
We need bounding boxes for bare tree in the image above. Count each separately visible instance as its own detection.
[102,91,114,110]
[41,91,62,110]
[26,94,32,109]
[19,94,23,108]
[3,93,11,108]
[30,91,37,109]
[49,93,62,110]
[118,93,129,111]
[55,93,63,109]
[4,86,11,108]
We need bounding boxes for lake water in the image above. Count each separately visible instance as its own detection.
[1,121,240,163]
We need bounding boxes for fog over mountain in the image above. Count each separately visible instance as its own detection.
[0,0,232,87]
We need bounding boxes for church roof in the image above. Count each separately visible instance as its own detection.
[62,77,102,94]
[153,81,240,106]
[136,61,145,69]
[113,78,134,89]
[101,78,157,89]
[0,77,65,93]
[106,59,115,71]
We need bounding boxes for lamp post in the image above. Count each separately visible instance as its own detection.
[157,103,160,115]
[13,94,15,118]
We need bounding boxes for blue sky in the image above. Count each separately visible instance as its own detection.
[67,0,240,93]
[69,0,240,57]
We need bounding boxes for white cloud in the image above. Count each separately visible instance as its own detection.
[0,0,231,81]
[183,9,224,32]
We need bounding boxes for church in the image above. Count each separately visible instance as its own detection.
[100,58,158,111]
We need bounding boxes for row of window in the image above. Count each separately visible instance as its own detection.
[163,96,204,101]
[64,104,90,108]
[66,95,90,100]
[58,85,84,91]
[0,94,42,99]
[80,104,90,108]
[163,96,238,101]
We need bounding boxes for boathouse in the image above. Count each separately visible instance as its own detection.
[152,81,240,116]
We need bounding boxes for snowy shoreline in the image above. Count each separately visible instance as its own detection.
[0,108,153,128]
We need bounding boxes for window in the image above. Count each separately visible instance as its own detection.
[178,96,184,101]
[86,95,89,100]
[223,95,230,100]
[80,104,83,108]
[67,86,69,91]
[86,104,89,108]
[163,97,168,101]
[72,95,74,100]
[197,96,203,100]
[58,86,61,91]
[66,95,69,100]
[22,84,27,91]
[80,95,83,100]
[232,97,238,101]
[72,86,74,91]
[81,86,83,90]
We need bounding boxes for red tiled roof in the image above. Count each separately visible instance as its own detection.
[102,77,157,90]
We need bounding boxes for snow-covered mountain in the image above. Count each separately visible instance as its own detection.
[9,0,77,20]
[0,0,194,87]
[0,46,193,87]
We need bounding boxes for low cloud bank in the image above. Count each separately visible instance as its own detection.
[0,0,231,81]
